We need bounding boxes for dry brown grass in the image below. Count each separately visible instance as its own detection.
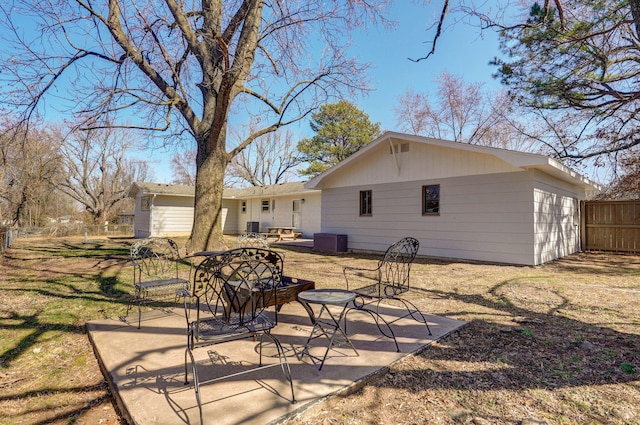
[1,236,639,424]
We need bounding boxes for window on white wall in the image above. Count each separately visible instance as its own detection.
[261,199,270,213]
[141,196,151,211]
[241,200,247,213]
[360,190,372,216]
[422,184,440,215]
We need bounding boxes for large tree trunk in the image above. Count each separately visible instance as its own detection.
[184,1,263,254]
[631,0,640,38]
[186,131,229,254]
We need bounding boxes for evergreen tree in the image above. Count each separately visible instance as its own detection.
[298,101,381,177]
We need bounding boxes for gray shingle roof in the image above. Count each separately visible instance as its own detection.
[129,181,317,199]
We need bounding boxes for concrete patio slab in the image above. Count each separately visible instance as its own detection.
[87,302,465,425]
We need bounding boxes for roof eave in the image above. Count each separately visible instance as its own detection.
[304,131,602,191]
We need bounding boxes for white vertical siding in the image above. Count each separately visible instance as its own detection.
[235,199,262,233]
[257,197,274,232]
[321,141,522,188]
[133,194,151,238]
[311,134,597,265]
[532,170,583,265]
[321,171,538,265]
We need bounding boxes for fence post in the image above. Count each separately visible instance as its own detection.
[580,200,586,251]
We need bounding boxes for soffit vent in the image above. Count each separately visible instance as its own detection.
[389,142,410,154]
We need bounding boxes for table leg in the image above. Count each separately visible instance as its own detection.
[301,302,359,370]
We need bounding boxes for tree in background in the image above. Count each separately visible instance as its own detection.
[491,0,640,162]
[298,101,381,177]
[227,128,303,187]
[394,72,539,152]
[1,1,391,252]
[0,122,64,226]
[56,124,150,224]
[597,150,640,199]
[171,150,197,186]
[419,0,640,168]
[171,128,303,188]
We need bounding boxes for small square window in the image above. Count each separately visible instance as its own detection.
[422,185,440,215]
[141,196,151,211]
[360,190,372,216]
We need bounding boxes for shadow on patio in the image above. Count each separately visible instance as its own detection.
[87,301,465,425]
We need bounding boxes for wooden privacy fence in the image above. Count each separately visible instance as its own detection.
[581,200,640,253]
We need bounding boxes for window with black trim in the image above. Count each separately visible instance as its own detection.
[261,199,270,213]
[360,190,372,216]
[422,185,440,215]
[241,200,247,214]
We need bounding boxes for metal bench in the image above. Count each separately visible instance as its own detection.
[127,238,189,329]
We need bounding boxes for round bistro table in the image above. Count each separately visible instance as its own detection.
[297,289,359,370]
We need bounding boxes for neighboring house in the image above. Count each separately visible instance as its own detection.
[305,131,601,266]
[117,211,135,226]
[128,181,321,239]
[128,183,196,238]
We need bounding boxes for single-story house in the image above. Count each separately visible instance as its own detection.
[117,211,135,226]
[305,131,600,265]
[127,181,321,239]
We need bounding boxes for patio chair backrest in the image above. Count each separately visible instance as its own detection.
[130,238,181,280]
[192,247,284,322]
[236,232,269,248]
[378,237,420,292]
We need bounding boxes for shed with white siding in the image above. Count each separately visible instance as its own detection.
[128,182,197,238]
[305,131,600,265]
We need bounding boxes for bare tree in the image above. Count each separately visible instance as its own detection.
[56,124,150,224]
[395,73,486,142]
[0,122,63,226]
[598,150,640,199]
[394,72,532,151]
[171,150,197,186]
[227,128,303,187]
[0,1,391,252]
[170,126,305,188]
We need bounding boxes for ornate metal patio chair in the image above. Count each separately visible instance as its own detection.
[183,247,295,422]
[236,232,269,248]
[127,238,189,329]
[343,237,431,351]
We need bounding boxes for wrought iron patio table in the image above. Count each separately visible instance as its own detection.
[298,289,359,370]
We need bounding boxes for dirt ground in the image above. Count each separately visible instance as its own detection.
[1,237,638,424]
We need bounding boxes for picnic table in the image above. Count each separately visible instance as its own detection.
[264,226,302,242]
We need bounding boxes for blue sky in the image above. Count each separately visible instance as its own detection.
[3,2,505,184]
[149,2,503,182]
[347,2,501,131]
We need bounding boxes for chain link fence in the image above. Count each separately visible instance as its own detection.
[1,227,14,254]
[2,224,133,247]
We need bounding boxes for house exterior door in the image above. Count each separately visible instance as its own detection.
[292,199,301,228]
